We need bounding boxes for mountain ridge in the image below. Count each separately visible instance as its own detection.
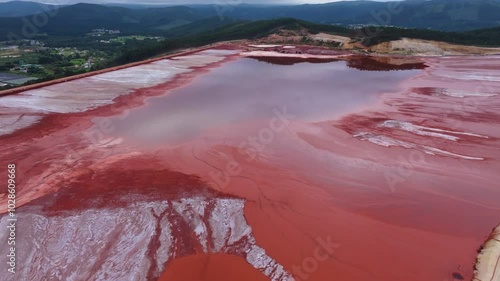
[0,0,500,41]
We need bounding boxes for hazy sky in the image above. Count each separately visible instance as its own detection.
[0,0,398,4]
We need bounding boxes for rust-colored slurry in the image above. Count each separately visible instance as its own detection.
[108,57,418,145]
[0,51,240,209]
[140,54,500,281]
[0,47,499,281]
[158,254,269,281]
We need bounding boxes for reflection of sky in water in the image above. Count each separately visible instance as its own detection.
[107,58,420,144]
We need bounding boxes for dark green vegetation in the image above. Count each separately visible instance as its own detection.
[0,47,95,90]
[0,35,163,88]
[164,17,243,38]
[358,25,500,46]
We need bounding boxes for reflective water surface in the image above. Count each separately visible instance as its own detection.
[110,57,420,144]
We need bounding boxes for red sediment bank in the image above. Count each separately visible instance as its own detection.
[1,47,499,281]
[0,43,241,97]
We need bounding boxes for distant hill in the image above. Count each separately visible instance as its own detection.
[0,1,59,17]
[380,0,500,31]
[191,0,500,31]
[0,3,213,40]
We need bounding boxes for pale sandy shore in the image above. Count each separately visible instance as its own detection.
[248,44,282,48]
[474,225,500,281]
[240,50,350,59]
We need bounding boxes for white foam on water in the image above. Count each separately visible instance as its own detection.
[422,146,484,160]
[439,72,500,82]
[380,120,488,141]
[354,132,484,161]
[354,132,416,148]
[442,89,498,98]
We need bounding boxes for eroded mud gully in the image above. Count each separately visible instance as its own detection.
[0,46,499,281]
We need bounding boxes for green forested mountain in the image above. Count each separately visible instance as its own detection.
[0,3,209,39]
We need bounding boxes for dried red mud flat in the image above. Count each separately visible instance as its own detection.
[0,46,499,281]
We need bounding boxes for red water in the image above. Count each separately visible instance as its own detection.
[109,57,418,145]
[1,50,499,281]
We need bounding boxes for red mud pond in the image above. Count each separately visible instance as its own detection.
[0,47,499,281]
